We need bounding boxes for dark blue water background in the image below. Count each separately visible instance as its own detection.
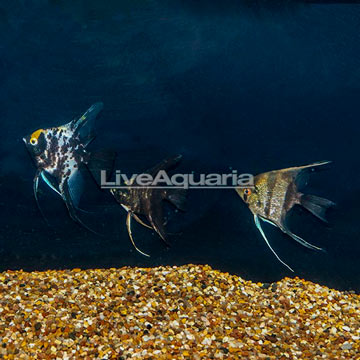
[1,0,359,291]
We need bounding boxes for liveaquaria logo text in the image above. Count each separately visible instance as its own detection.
[101,170,254,189]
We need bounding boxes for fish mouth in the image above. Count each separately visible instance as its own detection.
[22,137,26,143]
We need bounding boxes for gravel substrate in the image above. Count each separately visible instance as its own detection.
[0,264,359,359]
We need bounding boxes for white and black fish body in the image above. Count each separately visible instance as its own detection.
[23,102,104,231]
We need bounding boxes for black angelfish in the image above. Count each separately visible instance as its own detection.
[110,155,187,257]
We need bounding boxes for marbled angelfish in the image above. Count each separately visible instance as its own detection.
[23,103,103,231]
[110,155,186,257]
[236,161,335,272]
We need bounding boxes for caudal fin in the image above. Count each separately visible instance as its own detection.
[87,150,116,187]
[165,188,187,211]
[300,194,335,223]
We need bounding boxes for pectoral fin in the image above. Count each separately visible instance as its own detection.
[126,212,150,257]
[254,215,294,272]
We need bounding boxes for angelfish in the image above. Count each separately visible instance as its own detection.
[23,102,103,231]
[110,155,186,257]
[236,161,335,272]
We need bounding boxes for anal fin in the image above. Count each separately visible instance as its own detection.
[62,178,101,235]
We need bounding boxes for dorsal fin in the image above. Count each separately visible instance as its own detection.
[270,161,331,189]
[143,155,182,178]
[71,102,103,145]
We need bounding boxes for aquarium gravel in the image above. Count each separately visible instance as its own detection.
[0,265,359,360]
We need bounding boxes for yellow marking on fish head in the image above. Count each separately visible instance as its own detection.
[29,129,44,146]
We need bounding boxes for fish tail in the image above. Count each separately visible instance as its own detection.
[87,150,116,187]
[300,194,335,223]
[165,188,187,211]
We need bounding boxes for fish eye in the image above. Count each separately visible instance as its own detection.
[244,188,252,196]
[30,138,38,146]
[243,188,252,202]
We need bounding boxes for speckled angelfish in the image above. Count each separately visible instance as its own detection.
[236,161,335,272]
[23,102,103,231]
[110,155,186,257]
